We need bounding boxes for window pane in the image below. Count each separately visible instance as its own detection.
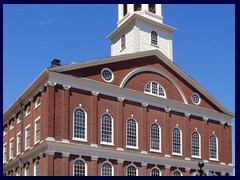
[127,119,137,147]
[101,114,112,143]
[74,160,86,176]
[151,124,160,150]
[74,109,86,139]
[192,132,200,156]
[102,162,112,176]
[127,165,137,176]
[172,128,181,154]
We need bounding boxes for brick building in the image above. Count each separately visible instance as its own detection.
[3,4,234,176]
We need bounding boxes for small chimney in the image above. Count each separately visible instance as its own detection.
[51,59,61,68]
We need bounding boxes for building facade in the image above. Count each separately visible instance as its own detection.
[3,4,234,176]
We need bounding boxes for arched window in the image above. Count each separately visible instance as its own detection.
[150,123,161,151]
[121,35,126,50]
[101,113,113,144]
[101,162,113,176]
[173,170,182,176]
[126,118,138,148]
[134,4,141,11]
[210,135,218,160]
[73,108,87,141]
[172,128,182,155]
[74,159,87,176]
[151,167,161,176]
[144,81,166,98]
[127,165,137,176]
[192,132,201,157]
[151,31,158,45]
[149,4,156,13]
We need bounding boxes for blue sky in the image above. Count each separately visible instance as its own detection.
[3,4,235,172]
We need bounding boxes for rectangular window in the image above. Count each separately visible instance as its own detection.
[3,143,7,163]
[17,114,22,124]
[34,97,41,109]
[25,106,31,117]
[17,132,21,155]
[35,117,40,144]
[10,138,14,159]
[25,125,30,150]
[3,126,7,136]
[10,121,14,130]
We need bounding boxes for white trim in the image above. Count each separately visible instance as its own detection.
[3,126,7,136]
[25,124,31,150]
[16,131,21,155]
[150,166,162,176]
[34,116,41,145]
[24,165,29,176]
[100,112,114,145]
[25,105,31,117]
[101,161,114,176]
[72,107,87,142]
[73,158,87,176]
[172,127,182,156]
[191,131,201,159]
[3,143,7,163]
[126,117,138,149]
[150,122,162,152]
[209,134,219,161]
[9,137,14,160]
[101,68,114,83]
[120,68,188,104]
[34,161,40,176]
[126,164,138,176]
[34,96,41,109]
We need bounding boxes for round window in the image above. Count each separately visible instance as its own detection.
[192,93,201,105]
[101,68,114,82]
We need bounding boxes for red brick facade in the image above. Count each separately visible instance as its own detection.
[3,52,233,176]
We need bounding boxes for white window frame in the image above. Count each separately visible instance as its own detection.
[144,81,167,98]
[25,106,31,117]
[101,161,114,176]
[3,143,7,163]
[25,165,29,176]
[3,126,7,136]
[17,131,21,155]
[17,114,22,124]
[25,125,30,150]
[34,96,41,109]
[126,164,138,176]
[126,118,138,149]
[73,158,87,176]
[10,121,14,131]
[34,161,40,176]
[191,131,201,159]
[173,169,182,176]
[101,68,114,83]
[151,31,158,46]
[209,134,218,161]
[9,137,14,160]
[34,116,41,144]
[150,167,161,176]
[72,107,87,142]
[100,113,114,146]
[150,122,161,153]
[172,127,183,156]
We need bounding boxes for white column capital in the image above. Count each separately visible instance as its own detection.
[141,103,148,108]
[45,81,57,87]
[220,121,225,125]
[185,167,191,172]
[203,117,208,121]
[62,84,71,90]
[91,91,99,96]
[164,107,171,113]
[165,165,171,169]
[117,159,124,164]
[39,153,44,159]
[62,152,70,158]
[91,156,98,161]
[184,113,191,118]
[117,97,125,102]
[12,114,16,118]
[45,150,55,156]
[141,162,148,167]
[29,97,34,102]
[39,86,45,92]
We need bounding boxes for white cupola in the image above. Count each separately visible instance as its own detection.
[108,4,176,61]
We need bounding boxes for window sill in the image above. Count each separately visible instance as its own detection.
[209,158,219,162]
[17,121,21,125]
[191,155,201,159]
[25,113,31,118]
[34,104,41,110]
[150,149,162,153]
[25,147,30,151]
[72,138,87,142]
[172,153,183,156]
[126,146,139,150]
[34,140,40,145]
[100,142,114,146]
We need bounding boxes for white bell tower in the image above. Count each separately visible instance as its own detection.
[108,4,176,61]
